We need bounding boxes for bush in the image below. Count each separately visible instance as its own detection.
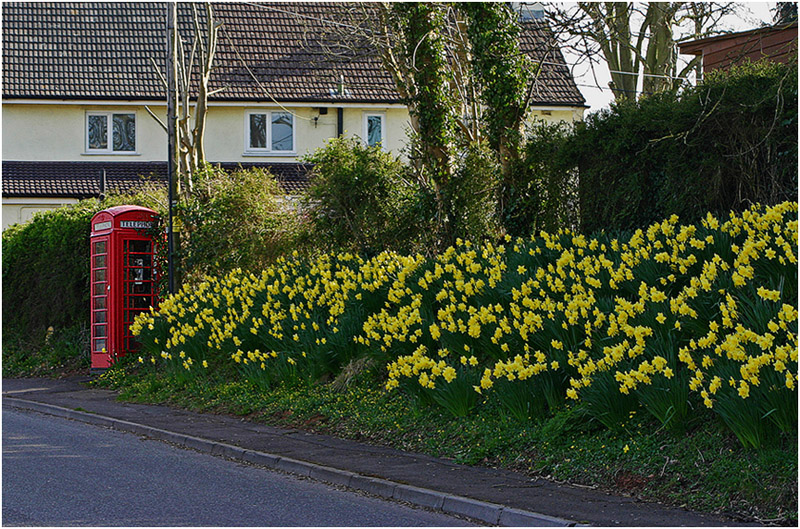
[2,200,98,339]
[177,164,302,282]
[2,185,164,373]
[504,121,579,237]
[573,59,798,233]
[301,137,416,255]
[448,141,501,244]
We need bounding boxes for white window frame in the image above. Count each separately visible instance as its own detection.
[244,109,296,155]
[363,112,386,150]
[85,111,138,155]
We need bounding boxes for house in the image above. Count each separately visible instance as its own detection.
[678,21,798,76]
[2,2,586,229]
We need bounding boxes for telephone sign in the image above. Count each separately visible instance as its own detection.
[120,220,153,229]
[90,205,159,372]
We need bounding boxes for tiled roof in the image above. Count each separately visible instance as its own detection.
[519,24,587,106]
[2,161,312,198]
[2,2,584,106]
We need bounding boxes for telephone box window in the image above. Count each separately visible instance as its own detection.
[129,240,152,253]
[126,267,152,281]
[127,254,153,267]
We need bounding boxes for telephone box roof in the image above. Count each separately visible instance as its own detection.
[93,205,157,219]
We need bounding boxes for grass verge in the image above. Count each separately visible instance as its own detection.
[94,364,797,525]
[2,325,89,378]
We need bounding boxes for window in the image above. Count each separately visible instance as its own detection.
[246,110,295,153]
[86,112,136,153]
[363,113,385,149]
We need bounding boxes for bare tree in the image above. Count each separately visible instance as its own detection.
[147,2,223,199]
[546,2,738,100]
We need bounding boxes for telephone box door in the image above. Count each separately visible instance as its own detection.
[90,237,110,364]
[121,238,157,354]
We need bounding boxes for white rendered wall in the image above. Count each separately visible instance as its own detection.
[2,101,584,230]
[2,102,414,163]
[3,101,582,163]
[2,197,80,230]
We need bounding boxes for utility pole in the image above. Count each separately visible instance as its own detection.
[166,2,178,294]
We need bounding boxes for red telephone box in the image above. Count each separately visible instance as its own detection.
[90,206,159,372]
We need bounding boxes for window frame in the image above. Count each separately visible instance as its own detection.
[363,112,386,150]
[244,109,296,155]
[85,111,138,155]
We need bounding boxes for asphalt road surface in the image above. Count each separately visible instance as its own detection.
[3,406,474,526]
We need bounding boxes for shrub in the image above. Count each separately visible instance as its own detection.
[301,137,416,255]
[574,59,798,233]
[2,184,164,373]
[2,200,98,339]
[449,141,501,244]
[177,164,302,282]
[504,121,579,237]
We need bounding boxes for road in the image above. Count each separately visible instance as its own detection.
[2,406,474,526]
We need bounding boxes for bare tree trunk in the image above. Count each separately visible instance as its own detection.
[643,3,680,95]
[552,2,737,101]
[191,3,219,177]
[146,2,220,201]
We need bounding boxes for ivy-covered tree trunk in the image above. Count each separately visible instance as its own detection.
[382,3,460,247]
[462,2,532,220]
[394,4,456,181]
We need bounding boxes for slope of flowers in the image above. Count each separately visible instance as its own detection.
[132,202,798,448]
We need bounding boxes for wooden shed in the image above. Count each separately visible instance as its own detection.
[678,22,797,75]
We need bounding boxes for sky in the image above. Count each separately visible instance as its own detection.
[562,2,779,113]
